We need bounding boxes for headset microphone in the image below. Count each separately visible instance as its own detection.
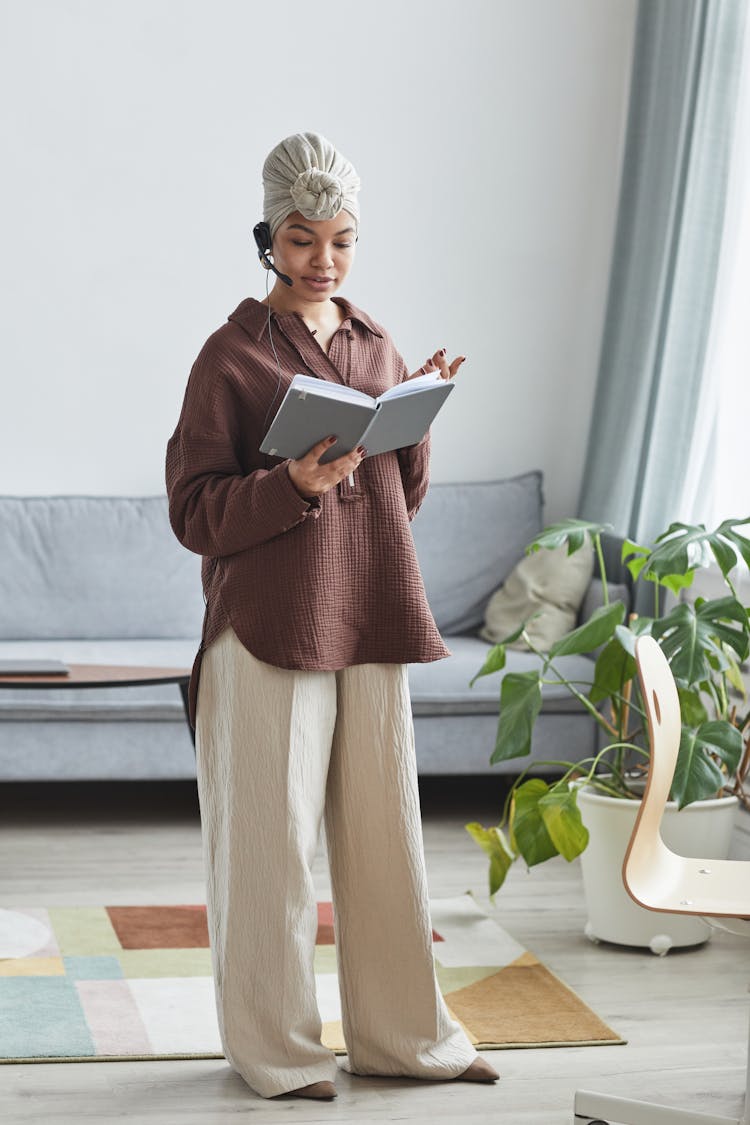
[252,221,293,287]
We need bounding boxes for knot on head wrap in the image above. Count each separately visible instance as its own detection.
[263,131,360,239]
[290,169,345,221]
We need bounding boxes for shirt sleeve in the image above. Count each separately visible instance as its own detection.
[394,355,432,522]
[165,341,321,558]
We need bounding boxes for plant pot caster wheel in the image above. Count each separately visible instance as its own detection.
[584,922,600,944]
[649,932,674,956]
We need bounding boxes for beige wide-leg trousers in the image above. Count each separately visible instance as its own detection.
[194,622,478,1099]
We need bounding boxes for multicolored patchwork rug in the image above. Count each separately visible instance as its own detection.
[0,893,623,1062]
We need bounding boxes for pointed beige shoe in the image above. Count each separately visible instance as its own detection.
[454,1057,500,1082]
[282,1079,337,1099]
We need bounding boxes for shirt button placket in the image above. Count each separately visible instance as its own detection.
[328,327,350,387]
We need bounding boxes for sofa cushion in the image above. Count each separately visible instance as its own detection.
[408,635,597,715]
[0,496,204,639]
[0,635,596,721]
[411,471,543,634]
[479,542,594,650]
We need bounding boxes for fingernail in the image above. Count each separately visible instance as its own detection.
[357,445,367,455]
[439,348,446,356]
[328,435,337,443]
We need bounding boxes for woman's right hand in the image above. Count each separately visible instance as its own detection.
[287,435,366,500]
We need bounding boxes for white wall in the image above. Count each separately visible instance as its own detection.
[0,0,636,522]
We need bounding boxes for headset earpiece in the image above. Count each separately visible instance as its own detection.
[252,220,293,287]
[253,221,273,260]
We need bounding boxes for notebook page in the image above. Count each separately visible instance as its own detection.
[377,371,444,401]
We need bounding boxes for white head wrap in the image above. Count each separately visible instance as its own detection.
[262,131,360,240]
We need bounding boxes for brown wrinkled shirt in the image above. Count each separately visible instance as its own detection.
[165,294,451,730]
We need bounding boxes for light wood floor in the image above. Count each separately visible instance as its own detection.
[1,776,748,1125]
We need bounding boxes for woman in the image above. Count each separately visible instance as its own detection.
[165,131,499,1101]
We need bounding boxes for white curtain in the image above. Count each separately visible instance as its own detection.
[680,18,750,528]
[577,0,748,545]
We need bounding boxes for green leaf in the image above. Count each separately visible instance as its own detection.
[622,539,651,582]
[510,779,559,867]
[548,601,626,660]
[660,570,696,597]
[672,722,744,808]
[614,616,654,656]
[653,597,750,684]
[470,616,548,689]
[725,656,748,701]
[538,786,590,860]
[527,518,611,557]
[708,535,738,579]
[650,521,708,576]
[696,720,743,772]
[589,638,637,705]
[489,670,543,763]
[643,519,750,585]
[715,518,750,572]
[677,687,708,728]
[469,644,507,687]
[465,822,515,897]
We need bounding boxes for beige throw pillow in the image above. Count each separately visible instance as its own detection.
[479,542,595,651]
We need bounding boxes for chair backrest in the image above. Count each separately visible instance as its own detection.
[622,634,685,909]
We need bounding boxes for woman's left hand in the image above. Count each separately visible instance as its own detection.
[407,348,467,382]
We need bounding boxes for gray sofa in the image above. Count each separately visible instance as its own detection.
[0,471,631,781]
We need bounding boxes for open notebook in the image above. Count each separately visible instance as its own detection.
[260,371,455,463]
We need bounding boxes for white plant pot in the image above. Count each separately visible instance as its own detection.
[576,784,739,954]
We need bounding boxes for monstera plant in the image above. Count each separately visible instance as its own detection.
[466,517,750,900]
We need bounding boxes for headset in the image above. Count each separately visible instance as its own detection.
[253,221,294,288]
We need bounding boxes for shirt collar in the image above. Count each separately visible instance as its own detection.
[227,295,384,342]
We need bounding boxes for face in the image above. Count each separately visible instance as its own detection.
[271,210,357,299]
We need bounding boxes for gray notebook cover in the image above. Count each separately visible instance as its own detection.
[260,375,454,464]
[357,387,453,456]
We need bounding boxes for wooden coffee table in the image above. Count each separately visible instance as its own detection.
[0,664,195,750]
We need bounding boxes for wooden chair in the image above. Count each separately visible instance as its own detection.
[574,633,750,1125]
